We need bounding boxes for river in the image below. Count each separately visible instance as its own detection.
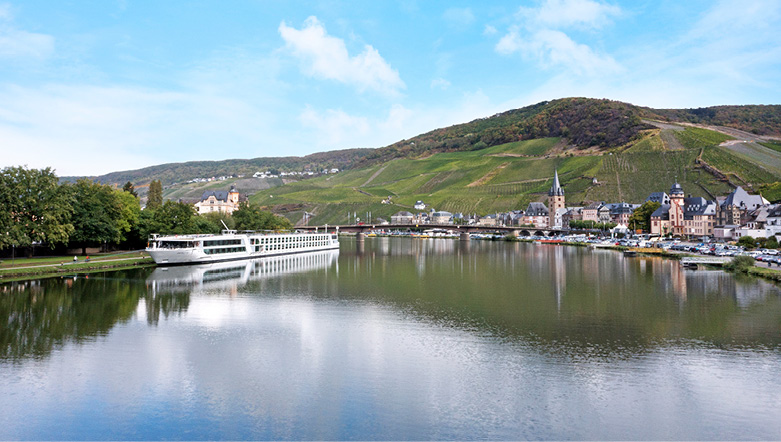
[1,238,780,440]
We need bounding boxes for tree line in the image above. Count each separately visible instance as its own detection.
[0,166,291,256]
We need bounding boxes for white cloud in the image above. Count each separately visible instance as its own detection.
[500,28,621,76]
[495,0,622,77]
[483,25,498,36]
[297,93,498,153]
[430,77,451,90]
[521,0,621,30]
[678,0,781,85]
[0,4,54,59]
[279,16,405,96]
[442,7,475,29]
[299,106,370,147]
[0,82,282,176]
[379,104,414,132]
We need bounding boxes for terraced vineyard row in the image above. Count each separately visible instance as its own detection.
[674,127,733,149]
[600,154,635,173]
[701,147,777,185]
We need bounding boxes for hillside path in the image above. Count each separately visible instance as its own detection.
[643,120,685,131]
[361,165,388,187]
[615,172,624,201]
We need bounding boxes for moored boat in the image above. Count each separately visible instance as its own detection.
[146,229,339,265]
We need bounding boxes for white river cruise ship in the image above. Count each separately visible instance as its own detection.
[146,230,339,265]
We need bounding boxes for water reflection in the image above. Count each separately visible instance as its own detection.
[0,271,146,360]
[1,240,780,440]
[336,239,781,352]
[146,249,339,296]
[0,251,339,360]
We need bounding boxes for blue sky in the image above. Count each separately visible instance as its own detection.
[1,0,780,176]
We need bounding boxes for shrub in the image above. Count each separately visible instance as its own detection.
[724,255,756,273]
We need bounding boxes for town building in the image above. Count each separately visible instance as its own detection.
[732,205,779,239]
[608,202,639,226]
[477,214,498,226]
[717,186,769,226]
[646,192,670,205]
[430,211,453,224]
[598,204,612,223]
[581,202,603,223]
[523,202,549,228]
[650,182,718,237]
[561,207,583,227]
[194,185,243,215]
[391,211,414,224]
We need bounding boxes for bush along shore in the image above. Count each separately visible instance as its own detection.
[723,255,781,282]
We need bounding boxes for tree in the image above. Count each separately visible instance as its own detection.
[627,201,661,233]
[199,212,235,233]
[139,201,197,239]
[115,188,141,247]
[737,235,757,249]
[122,181,138,198]
[68,179,122,255]
[0,166,73,254]
[233,202,292,231]
[147,180,163,209]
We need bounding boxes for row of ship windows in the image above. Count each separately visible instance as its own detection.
[250,236,330,245]
[203,239,242,247]
[204,247,245,255]
[255,241,329,252]
[204,241,331,255]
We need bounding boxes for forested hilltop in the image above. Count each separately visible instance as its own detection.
[649,105,781,136]
[357,98,654,166]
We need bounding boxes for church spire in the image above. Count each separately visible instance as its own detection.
[549,169,564,196]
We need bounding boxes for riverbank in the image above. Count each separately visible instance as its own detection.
[0,253,154,282]
[548,240,781,283]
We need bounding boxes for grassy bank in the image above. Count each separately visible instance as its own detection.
[746,266,781,282]
[0,254,154,281]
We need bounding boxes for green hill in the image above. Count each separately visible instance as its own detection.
[66,97,781,222]
[249,123,781,225]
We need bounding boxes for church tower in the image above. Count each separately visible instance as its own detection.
[548,169,565,228]
[669,181,685,235]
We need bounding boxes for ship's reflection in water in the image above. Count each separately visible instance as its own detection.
[146,249,340,296]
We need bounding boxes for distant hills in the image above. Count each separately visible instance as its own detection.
[67,97,781,223]
[66,148,374,188]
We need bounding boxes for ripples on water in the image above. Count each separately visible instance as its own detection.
[1,239,780,440]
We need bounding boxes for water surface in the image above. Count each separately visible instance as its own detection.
[1,239,780,440]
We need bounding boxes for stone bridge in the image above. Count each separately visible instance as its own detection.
[297,223,566,239]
